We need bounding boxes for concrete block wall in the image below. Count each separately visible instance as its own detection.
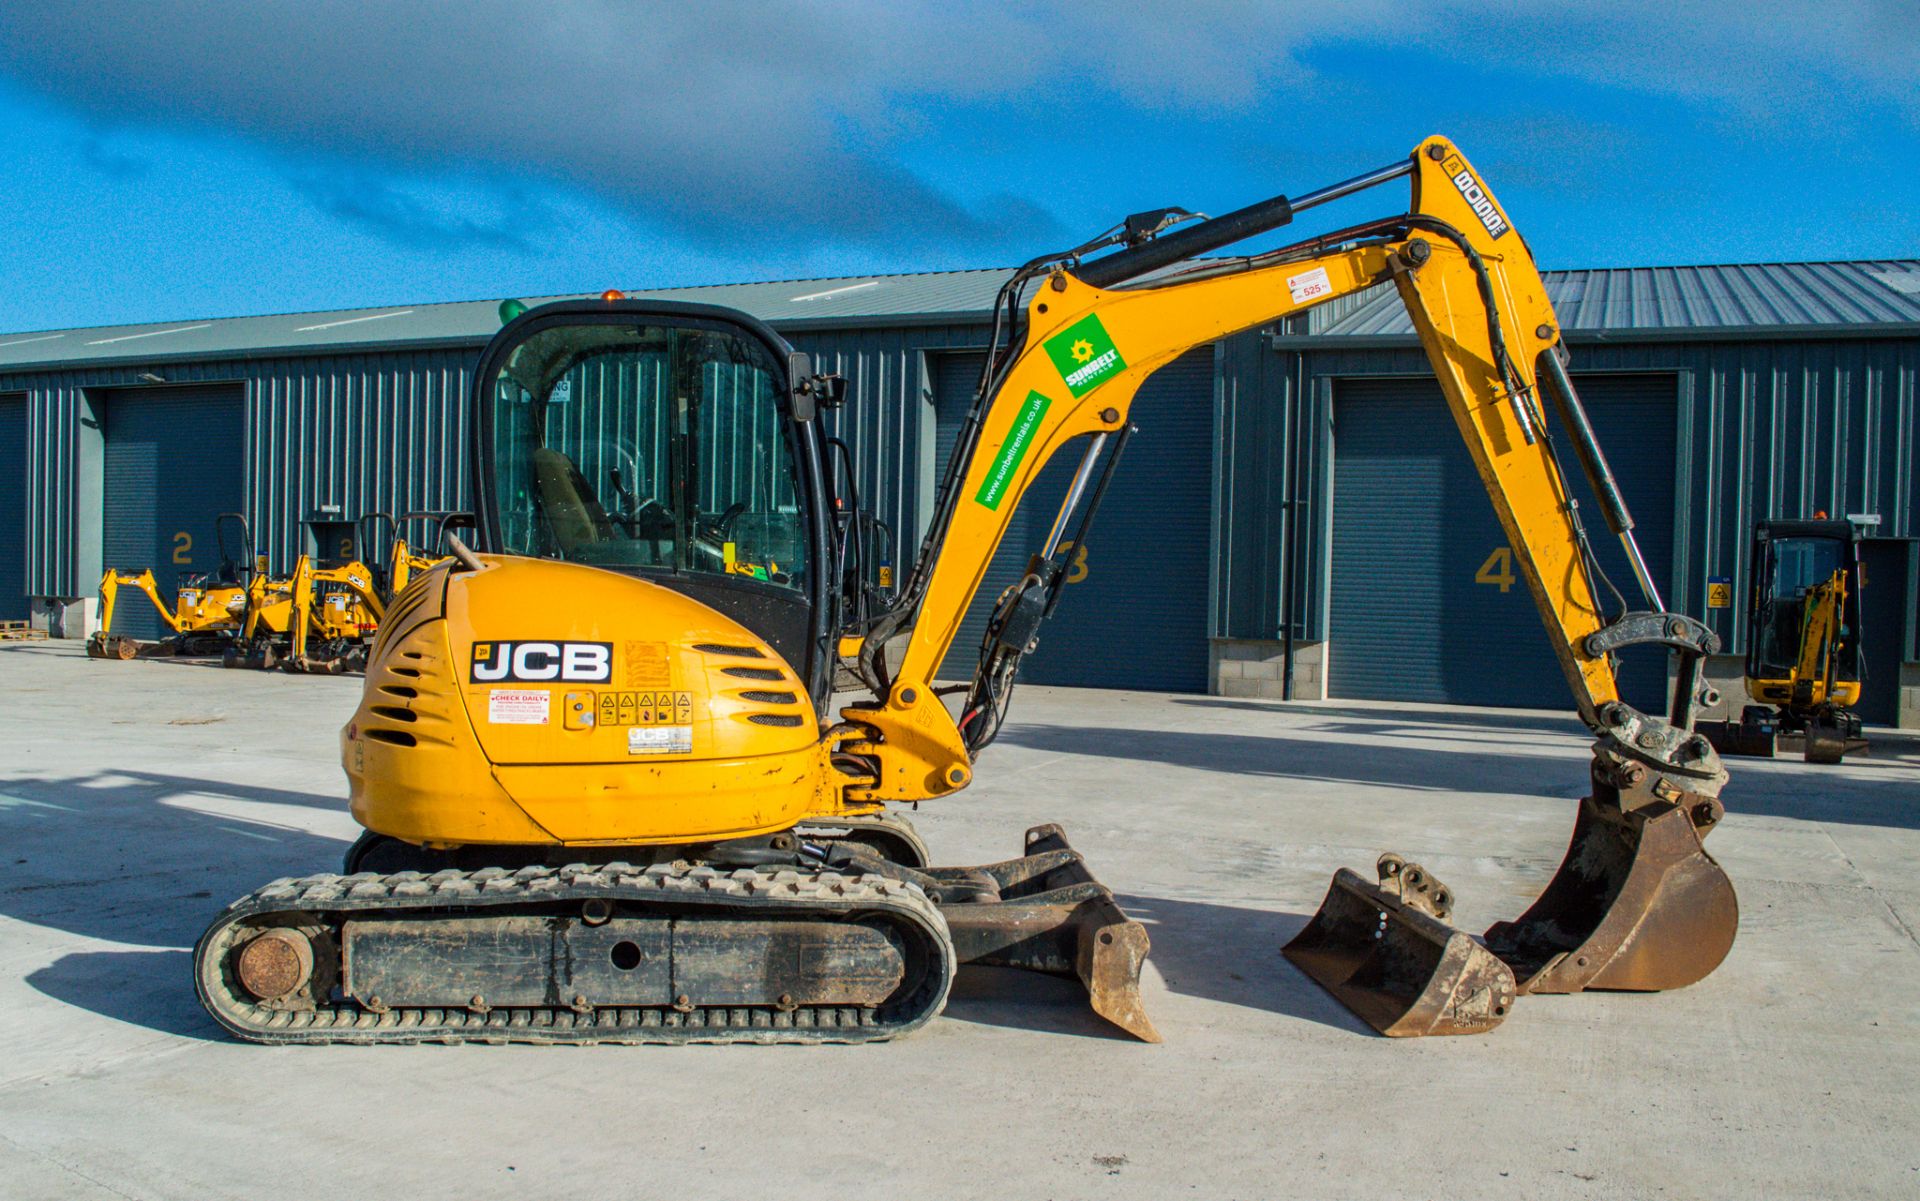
[29,596,90,639]
[1211,638,1328,701]
[1902,663,1920,730]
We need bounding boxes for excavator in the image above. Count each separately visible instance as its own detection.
[195,136,1738,1045]
[1703,518,1867,763]
[281,511,471,673]
[88,512,261,660]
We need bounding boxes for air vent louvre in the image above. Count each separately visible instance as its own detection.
[694,642,764,658]
[739,690,799,705]
[365,729,417,747]
[721,666,785,681]
[370,705,418,724]
[747,713,805,727]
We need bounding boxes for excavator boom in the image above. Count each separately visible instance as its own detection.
[842,135,1736,1035]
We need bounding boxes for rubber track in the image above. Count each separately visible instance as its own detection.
[195,861,955,1046]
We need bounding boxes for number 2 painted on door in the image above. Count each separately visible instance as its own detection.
[1474,546,1515,593]
[172,532,193,564]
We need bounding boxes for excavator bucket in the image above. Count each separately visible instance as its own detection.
[1484,787,1738,994]
[1290,753,1739,1034]
[1284,856,1515,1036]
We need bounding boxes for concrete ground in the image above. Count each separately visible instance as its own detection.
[2,639,1916,1201]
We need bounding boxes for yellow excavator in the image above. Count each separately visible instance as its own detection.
[1703,518,1866,763]
[88,512,260,660]
[281,511,470,673]
[195,136,1738,1045]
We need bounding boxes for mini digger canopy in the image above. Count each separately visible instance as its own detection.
[1703,518,1867,763]
[195,137,1738,1046]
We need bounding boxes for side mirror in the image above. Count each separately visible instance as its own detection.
[787,352,817,422]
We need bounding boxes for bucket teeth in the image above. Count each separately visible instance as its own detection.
[1286,863,1515,1037]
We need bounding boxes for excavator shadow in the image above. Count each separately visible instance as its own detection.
[3,769,349,1038]
[0,771,348,937]
[27,949,220,1040]
[943,967,1140,1041]
[1172,697,1592,739]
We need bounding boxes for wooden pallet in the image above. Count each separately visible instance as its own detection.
[0,620,47,641]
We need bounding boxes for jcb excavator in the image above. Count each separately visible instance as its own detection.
[88,512,260,660]
[1703,518,1867,763]
[281,511,471,673]
[195,136,1738,1045]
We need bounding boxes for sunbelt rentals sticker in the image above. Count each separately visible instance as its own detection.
[1043,314,1127,398]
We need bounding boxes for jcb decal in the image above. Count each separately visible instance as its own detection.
[470,641,613,683]
[1443,155,1510,240]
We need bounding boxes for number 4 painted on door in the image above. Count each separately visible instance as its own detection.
[1474,546,1515,593]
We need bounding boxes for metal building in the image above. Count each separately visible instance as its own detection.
[3,259,1916,726]
[1215,260,1920,729]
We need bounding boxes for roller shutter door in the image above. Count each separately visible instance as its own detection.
[1328,373,1676,712]
[101,384,246,640]
[0,395,25,620]
[931,349,1212,692]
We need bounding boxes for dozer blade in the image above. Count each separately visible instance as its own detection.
[1484,788,1738,994]
[1284,855,1515,1037]
[935,824,1161,1043]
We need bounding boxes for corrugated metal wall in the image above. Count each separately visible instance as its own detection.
[8,320,1914,671]
[4,349,476,593]
[1,323,992,603]
[793,324,989,551]
[1215,333,1920,662]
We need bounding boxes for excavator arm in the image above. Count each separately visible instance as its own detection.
[842,136,1737,1036]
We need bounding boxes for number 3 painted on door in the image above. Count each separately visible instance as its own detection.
[1474,546,1515,593]
[1056,540,1091,584]
[172,532,193,564]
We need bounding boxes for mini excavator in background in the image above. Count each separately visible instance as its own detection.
[1703,518,1868,763]
[196,136,1738,1045]
[89,512,262,660]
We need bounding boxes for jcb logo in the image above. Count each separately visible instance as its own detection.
[470,641,613,683]
[1445,157,1510,240]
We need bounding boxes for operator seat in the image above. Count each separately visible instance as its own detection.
[532,448,614,554]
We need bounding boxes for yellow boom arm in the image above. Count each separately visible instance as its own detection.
[846,136,1707,802]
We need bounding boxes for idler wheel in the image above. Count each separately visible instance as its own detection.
[234,929,315,1001]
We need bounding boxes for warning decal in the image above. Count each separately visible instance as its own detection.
[1287,266,1334,305]
[487,689,551,725]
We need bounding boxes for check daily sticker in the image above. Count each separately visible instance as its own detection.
[1042,313,1126,398]
[488,688,550,725]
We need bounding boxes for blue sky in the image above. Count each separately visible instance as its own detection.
[0,2,1914,334]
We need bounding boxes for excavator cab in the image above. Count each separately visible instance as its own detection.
[478,303,838,704]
